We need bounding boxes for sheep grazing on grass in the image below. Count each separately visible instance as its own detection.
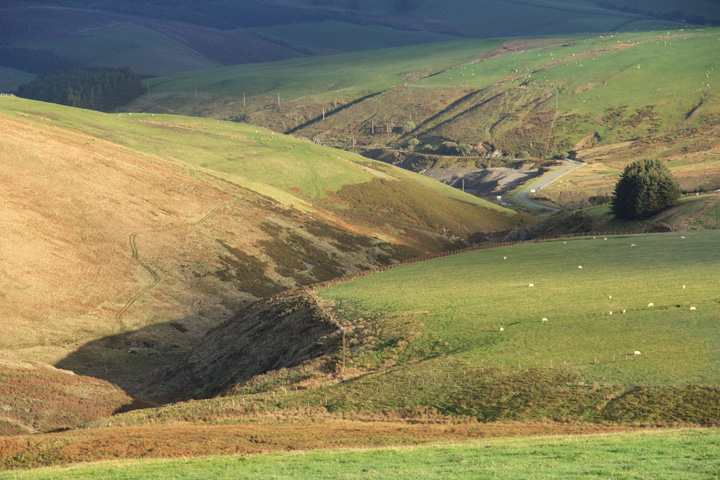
[529,283,535,287]
[578,265,583,269]
[681,236,686,239]
[647,303,654,307]
[503,256,507,260]
[622,309,626,314]
[690,306,697,311]
[542,317,549,322]
[609,311,613,315]
[499,327,505,332]
[604,237,608,240]
[609,295,612,300]
[634,351,641,356]
[683,285,686,289]
[631,244,637,247]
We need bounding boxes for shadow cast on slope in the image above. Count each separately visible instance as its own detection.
[56,294,342,407]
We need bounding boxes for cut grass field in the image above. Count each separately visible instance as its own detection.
[4,428,718,479]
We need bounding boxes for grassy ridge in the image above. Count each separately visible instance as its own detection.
[5,429,719,479]
[3,97,517,246]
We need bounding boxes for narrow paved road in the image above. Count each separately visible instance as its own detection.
[513,160,584,211]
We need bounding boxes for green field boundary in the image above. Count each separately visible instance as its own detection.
[253,229,653,307]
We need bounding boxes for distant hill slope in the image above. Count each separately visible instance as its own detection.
[136,28,720,198]
[3,0,716,76]
[0,96,521,406]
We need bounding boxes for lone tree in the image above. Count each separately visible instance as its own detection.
[611,158,681,220]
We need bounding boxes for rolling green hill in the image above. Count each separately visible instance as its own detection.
[135,27,720,200]
[92,230,720,428]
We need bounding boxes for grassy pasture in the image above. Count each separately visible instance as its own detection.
[5,428,719,479]
[320,231,720,386]
[95,231,720,427]
[20,24,217,76]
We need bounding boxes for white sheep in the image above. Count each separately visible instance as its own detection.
[529,283,535,287]
[609,295,612,300]
[609,311,613,315]
[542,317,549,322]
[622,309,626,314]
[499,327,505,332]
[683,285,686,289]
[634,351,641,356]
[647,303,654,307]
[690,306,697,311]
[631,244,637,247]
[681,236,686,239]
[503,256,507,260]
[578,265,583,269]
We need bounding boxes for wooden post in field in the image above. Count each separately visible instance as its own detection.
[277,93,281,106]
[243,92,246,108]
[372,121,375,134]
[323,107,325,120]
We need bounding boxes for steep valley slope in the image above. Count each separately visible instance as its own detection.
[0,96,524,432]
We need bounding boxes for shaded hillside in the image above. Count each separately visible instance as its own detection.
[4,0,714,77]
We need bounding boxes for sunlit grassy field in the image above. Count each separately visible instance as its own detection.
[320,231,720,386]
[5,429,718,479]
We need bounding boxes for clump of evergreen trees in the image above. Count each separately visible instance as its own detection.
[16,67,145,112]
[611,158,681,220]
